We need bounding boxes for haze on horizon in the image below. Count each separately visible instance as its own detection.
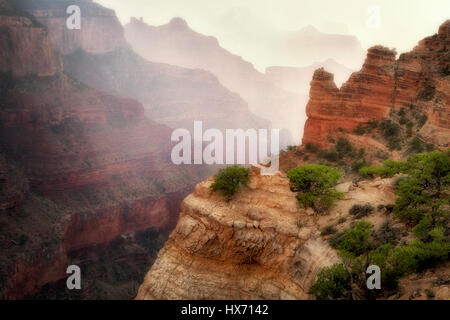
[95,0,449,71]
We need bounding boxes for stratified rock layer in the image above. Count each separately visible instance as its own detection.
[16,0,268,133]
[0,1,206,299]
[137,166,339,300]
[303,21,450,148]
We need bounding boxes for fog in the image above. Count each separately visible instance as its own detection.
[95,0,450,71]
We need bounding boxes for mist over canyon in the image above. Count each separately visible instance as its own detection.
[0,0,448,301]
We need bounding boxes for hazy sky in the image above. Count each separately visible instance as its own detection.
[95,0,449,70]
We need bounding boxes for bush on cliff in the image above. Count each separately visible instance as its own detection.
[310,151,450,299]
[358,159,407,178]
[210,165,250,200]
[394,150,449,225]
[309,263,350,300]
[287,164,343,213]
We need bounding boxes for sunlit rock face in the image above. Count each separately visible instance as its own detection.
[303,20,450,149]
[136,166,340,300]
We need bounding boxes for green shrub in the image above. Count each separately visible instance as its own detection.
[286,145,296,151]
[349,204,374,218]
[309,264,350,300]
[408,137,425,154]
[328,231,346,248]
[318,150,339,162]
[418,114,428,127]
[399,116,409,125]
[375,151,389,160]
[337,221,373,255]
[425,289,435,299]
[287,164,343,213]
[337,217,347,224]
[210,165,250,200]
[392,239,449,275]
[380,120,400,139]
[305,143,319,153]
[417,84,436,101]
[352,159,369,173]
[359,160,407,178]
[354,124,366,135]
[336,138,353,157]
[374,221,402,246]
[394,151,449,224]
[321,225,338,236]
[367,119,379,130]
[384,204,395,214]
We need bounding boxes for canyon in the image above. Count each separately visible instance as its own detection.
[0,0,448,301]
[14,0,268,134]
[137,21,450,300]
[0,0,212,299]
[124,17,304,144]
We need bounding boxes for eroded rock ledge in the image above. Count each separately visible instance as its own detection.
[136,166,340,300]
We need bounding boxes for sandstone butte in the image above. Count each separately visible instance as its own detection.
[137,21,450,300]
[0,0,206,299]
[137,165,449,300]
[303,20,450,150]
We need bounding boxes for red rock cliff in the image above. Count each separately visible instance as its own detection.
[14,0,126,55]
[303,21,450,148]
[0,1,209,299]
[0,1,61,77]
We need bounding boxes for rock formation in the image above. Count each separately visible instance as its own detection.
[265,59,354,96]
[0,0,207,299]
[124,17,302,144]
[136,165,340,299]
[0,1,61,77]
[14,0,126,55]
[302,21,450,149]
[136,164,408,300]
[15,0,268,134]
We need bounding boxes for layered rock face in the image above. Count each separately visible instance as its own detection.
[14,0,126,54]
[137,166,339,300]
[16,0,268,134]
[303,21,450,148]
[0,2,206,299]
[0,1,61,77]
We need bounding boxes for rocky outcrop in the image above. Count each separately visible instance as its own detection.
[265,59,354,95]
[0,2,209,299]
[14,0,126,55]
[14,0,268,134]
[136,166,340,300]
[302,21,450,149]
[0,2,61,77]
